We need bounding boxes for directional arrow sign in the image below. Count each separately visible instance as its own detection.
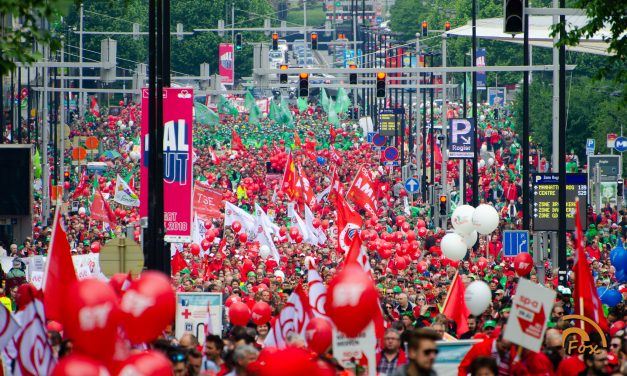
[404,178,420,193]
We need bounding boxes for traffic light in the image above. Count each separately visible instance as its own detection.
[311,32,318,50]
[272,32,279,50]
[63,171,70,182]
[421,21,428,37]
[439,195,448,215]
[445,21,451,31]
[376,72,386,98]
[299,72,309,97]
[504,0,524,34]
[235,33,242,50]
[279,64,288,84]
[349,64,357,85]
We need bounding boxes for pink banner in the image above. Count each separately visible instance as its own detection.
[140,88,194,242]
[218,43,234,85]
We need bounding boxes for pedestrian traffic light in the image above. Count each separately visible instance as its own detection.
[272,32,279,50]
[64,171,70,182]
[235,33,242,50]
[299,72,309,97]
[439,195,448,215]
[349,64,357,85]
[376,72,386,98]
[311,32,318,50]
[421,21,428,37]
[445,21,451,31]
[504,0,524,34]
[279,64,288,84]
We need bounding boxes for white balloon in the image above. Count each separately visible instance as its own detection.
[259,245,270,260]
[487,157,495,166]
[464,281,492,316]
[472,204,500,235]
[479,115,486,122]
[451,205,476,234]
[458,230,478,248]
[478,159,486,168]
[129,151,141,162]
[274,270,285,280]
[481,143,488,153]
[78,207,86,215]
[440,233,468,261]
[128,120,134,127]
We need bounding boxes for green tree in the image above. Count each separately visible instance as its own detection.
[0,0,72,75]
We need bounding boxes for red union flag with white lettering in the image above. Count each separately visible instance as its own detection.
[140,88,194,242]
[346,166,378,217]
[503,278,556,352]
[193,183,223,221]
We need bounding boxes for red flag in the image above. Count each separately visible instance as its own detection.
[335,193,362,254]
[344,235,371,273]
[345,166,378,217]
[329,125,337,143]
[231,129,246,151]
[90,96,100,117]
[43,207,78,322]
[90,188,116,224]
[441,272,470,337]
[209,146,220,165]
[574,199,609,332]
[329,145,343,164]
[328,167,345,203]
[281,152,298,200]
[294,132,302,148]
[295,165,316,209]
[71,170,88,199]
[171,251,189,275]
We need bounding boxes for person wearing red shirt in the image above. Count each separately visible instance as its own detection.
[458,333,515,376]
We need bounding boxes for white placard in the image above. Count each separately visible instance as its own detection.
[176,292,223,345]
[332,323,376,376]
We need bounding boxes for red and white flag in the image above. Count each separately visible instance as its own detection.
[328,167,345,203]
[89,188,116,224]
[306,257,329,320]
[345,166,378,217]
[344,233,371,273]
[296,165,316,209]
[231,129,246,151]
[264,284,313,348]
[0,304,20,351]
[334,192,362,254]
[71,170,88,199]
[90,96,100,117]
[281,152,298,200]
[209,146,220,165]
[43,207,78,322]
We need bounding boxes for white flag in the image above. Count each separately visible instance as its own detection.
[287,203,315,245]
[253,205,281,264]
[254,203,280,236]
[305,205,327,246]
[264,285,312,349]
[114,174,140,207]
[306,257,329,319]
[0,304,20,351]
[224,202,256,240]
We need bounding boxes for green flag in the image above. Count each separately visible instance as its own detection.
[269,100,280,122]
[320,88,329,113]
[297,97,308,113]
[218,96,238,117]
[195,102,220,126]
[279,98,293,126]
[335,87,351,114]
[328,99,339,127]
[33,148,42,179]
[245,91,261,125]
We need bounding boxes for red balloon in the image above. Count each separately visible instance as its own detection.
[295,234,303,244]
[395,216,406,227]
[90,241,101,254]
[305,318,333,354]
[108,273,130,297]
[514,252,533,277]
[417,261,428,273]
[229,302,251,326]
[289,227,300,239]
[251,301,272,325]
[225,294,241,308]
[64,181,71,190]
[477,257,489,271]
[232,221,242,233]
[116,350,172,376]
[201,239,211,251]
[255,346,320,376]
[63,279,119,362]
[417,227,427,237]
[51,354,110,376]
[325,264,379,337]
[205,231,216,242]
[190,243,201,256]
[279,226,287,237]
[312,218,321,229]
[204,222,213,230]
[239,232,249,243]
[401,222,411,233]
[119,271,176,345]
[321,220,329,230]
[395,256,407,270]
[378,247,392,259]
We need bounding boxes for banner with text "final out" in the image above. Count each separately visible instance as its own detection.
[140,88,194,242]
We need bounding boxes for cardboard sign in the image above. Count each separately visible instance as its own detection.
[332,323,376,376]
[175,292,223,345]
[504,278,556,352]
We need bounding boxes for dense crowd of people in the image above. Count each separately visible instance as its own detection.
[1,91,626,376]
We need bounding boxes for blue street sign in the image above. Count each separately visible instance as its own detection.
[372,133,387,147]
[405,178,420,193]
[376,16,383,25]
[614,136,627,153]
[586,138,595,156]
[384,146,399,162]
[367,132,376,143]
[503,230,529,257]
[383,161,400,167]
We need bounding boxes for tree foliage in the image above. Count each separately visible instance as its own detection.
[0,0,72,76]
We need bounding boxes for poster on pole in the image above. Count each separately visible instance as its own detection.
[503,278,556,352]
[332,323,377,376]
[476,48,486,89]
[487,87,506,106]
[140,88,194,242]
[176,292,223,345]
[219,43,234,85]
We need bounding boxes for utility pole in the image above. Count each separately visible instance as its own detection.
[59,40,65,200]
[441,32,448,204]
[79,3,84,115]
[42,42,50,224]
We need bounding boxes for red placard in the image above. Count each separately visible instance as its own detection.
[193,183,223,221]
